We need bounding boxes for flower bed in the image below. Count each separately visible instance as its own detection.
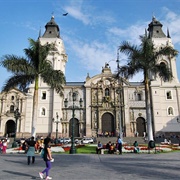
[62,144,85,152]
[123,145,173,153]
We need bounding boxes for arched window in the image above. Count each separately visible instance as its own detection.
[41,108,46,116]
[160,62,169,82]
[105,88,110,96]
[10,105,14,113]
[11,96,14,100]
[134,91,142,101]
[69,91,78,101]
[168,107,173,115]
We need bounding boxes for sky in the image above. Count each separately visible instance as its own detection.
[1,0,180,90]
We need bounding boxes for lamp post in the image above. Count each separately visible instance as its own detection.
[53,112,61,144]
[116,50,124,140]
[177,117,180,145]
[64,92,83,154]
[12,108,20,148]
[177,117,180,123]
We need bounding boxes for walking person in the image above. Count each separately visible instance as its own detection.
[26,136,36,165]
[39,137,54,180]
[2,139,8,154]
[117,136,123,155]
[96,141,103,154]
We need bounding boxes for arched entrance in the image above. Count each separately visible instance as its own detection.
[136,117,146,137]
[69,118,79,137]
[5,120,15,137]
[101,113,115,136]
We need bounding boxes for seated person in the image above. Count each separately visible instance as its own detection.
[133,141,139,153]
[106,141,111,154]
[109,143,115,154]
[96,141,103,154]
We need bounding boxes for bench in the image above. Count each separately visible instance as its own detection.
[101,149,109,154]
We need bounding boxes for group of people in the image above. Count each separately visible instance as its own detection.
[22,136,54,180]
[21,136,45,154]
[96,137,140,154]
[96,136,123,155]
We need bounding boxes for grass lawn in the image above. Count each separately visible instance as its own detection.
[57,145,97,154]
[76,145,96,154]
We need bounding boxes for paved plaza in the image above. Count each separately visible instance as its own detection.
[0,152,180,180]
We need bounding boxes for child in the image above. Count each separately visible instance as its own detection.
[39,137,54,180]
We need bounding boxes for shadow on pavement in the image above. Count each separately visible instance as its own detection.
[3,170,38,179]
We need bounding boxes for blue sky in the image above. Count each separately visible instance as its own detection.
[1,0,180,90]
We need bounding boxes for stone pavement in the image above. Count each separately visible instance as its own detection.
[0,152,180,180]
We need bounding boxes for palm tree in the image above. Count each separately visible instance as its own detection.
[0,38,66,137]
[118,34,178,141]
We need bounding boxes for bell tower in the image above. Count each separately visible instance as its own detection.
[148,16,179,84]
[27,16,68,137]
[39,15,68,74]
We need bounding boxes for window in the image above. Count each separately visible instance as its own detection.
[105,88,110,96]
[134,91,142,101]
[137,93,141,101]
[41,108,46,116]
[11,96,14,100]
[10,105,14,113]
[168,107,173,115]
[160,62,169,82]
[69,91,78,101]
[166,91,172,100]
[41,91,46,100]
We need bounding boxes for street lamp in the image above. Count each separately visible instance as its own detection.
[116,50,124,140]
[53,112,61,144]
[177,117,180,146]
[177,117,180,123]
[12,108,20,148]
[64,92,83,154]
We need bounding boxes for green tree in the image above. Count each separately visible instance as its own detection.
[1,38,66,137]
[118,34,178,141]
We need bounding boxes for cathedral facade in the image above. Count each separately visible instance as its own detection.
[0,16,180,138]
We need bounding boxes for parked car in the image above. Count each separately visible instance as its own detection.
[75,139,81,144]
[58,138,71,144]
[81,138,94,144]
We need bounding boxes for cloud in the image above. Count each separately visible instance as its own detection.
[65,6,90,25]
[63,0,115,26]
[62,4,180,82]
[108,21,148,45]
[161,7,180,45]
[67,38,114,71]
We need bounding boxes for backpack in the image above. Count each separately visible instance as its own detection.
[40,149,45,158]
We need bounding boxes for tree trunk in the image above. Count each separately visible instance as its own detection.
[31,77,39,137]
[144,74,154,141]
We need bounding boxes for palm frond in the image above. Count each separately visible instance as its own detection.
[24,38,52,72]
[152,63,173,82]
[41,68,66,95]
[154,46,178,60]
[119,41,139,56]
[2,74,34,92]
